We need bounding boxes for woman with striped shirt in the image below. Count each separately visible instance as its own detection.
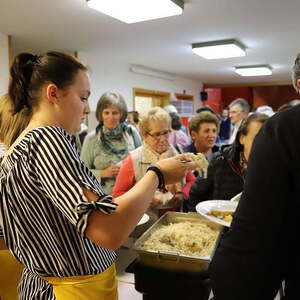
[0,51,196,299]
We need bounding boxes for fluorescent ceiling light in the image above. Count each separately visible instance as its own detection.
[130,65,176,81]
[86,0,184,24]
[235,65,272,76]
[192,39,246,59]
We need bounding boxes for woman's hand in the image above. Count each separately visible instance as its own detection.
[149,197,163,208]
[165,183,181,194]
[101,165,120,178]
[155,154,196,184]
[171,192,184,208]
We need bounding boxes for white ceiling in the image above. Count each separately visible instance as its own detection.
[1,0,300,85]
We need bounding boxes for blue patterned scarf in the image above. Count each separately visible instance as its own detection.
[96,123,128,156]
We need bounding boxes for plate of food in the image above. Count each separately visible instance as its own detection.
[195,200,238,227]
[137,214,150,226]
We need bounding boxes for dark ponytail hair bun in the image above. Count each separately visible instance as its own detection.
[8,53,38,113]
[8,51,87,114]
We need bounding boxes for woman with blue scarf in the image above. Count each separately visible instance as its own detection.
[81,92,142,194]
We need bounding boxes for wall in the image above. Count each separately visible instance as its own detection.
[78,51,203,130]
[252,85,298,110]
[204,85,298,113]
[204,87,251,113]
[0,33,9,97]
[222,87,252,108]
[204,88,222,114]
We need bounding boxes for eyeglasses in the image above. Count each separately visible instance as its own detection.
[147,129,171,139]
[229,110,242,115]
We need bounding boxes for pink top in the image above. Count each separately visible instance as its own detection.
[168,130,190,148]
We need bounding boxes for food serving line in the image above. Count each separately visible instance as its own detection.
[124,199,285,300]
[126,212,223,300]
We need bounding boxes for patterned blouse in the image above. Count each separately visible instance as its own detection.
[80,123,141,194]
[0,127,117,299]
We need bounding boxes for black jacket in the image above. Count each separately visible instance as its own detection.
[188,146,244,212]
[210,105,300,300]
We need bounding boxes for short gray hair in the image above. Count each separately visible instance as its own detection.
[229,98,250,113]
[292,53,300,94]
[96,91,128,123]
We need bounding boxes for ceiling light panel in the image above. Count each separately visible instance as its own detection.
[192,39,246,60]
[87,0,184,24]
[235,65,272,76]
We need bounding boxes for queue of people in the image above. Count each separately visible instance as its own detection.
[188,113,268,212]
[1,49,300,300]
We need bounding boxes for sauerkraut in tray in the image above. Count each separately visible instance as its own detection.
[141,221,218,257]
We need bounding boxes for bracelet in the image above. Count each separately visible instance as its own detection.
[147,166,165,190]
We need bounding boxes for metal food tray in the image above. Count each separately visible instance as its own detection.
[133,212,222,274]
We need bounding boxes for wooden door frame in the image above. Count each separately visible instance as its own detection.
[132,88,170,110]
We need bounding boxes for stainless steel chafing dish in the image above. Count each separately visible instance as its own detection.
[133,212,222,273]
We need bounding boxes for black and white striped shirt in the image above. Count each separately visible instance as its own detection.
[0,126,117,299]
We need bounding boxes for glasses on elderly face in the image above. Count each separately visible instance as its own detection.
[147,129,171,139]
[229,110,242,115]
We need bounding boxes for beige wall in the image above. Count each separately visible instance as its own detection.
[0,33,9,97]
[87,112,98,132]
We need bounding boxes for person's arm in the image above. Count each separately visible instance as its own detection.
[0,226,6,250]
[0,237,7,250]
[112,155,135,198]
[85,155,196,250]
[210,118,293,300]
[34,128,196,251]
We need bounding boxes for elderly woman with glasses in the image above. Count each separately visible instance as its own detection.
[81,92,142,194]
[112,107,195,225]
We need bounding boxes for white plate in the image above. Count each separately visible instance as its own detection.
[196,200,238,227]
[230,192,242,202]
[137,214,150,226]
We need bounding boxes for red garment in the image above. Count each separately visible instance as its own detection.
[112,154,195,198]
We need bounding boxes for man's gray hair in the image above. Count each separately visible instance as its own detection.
[292,53,300,94]
[229,98,250,113]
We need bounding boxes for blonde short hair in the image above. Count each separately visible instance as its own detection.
[0,94,31,147]
[139,107,171,137]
